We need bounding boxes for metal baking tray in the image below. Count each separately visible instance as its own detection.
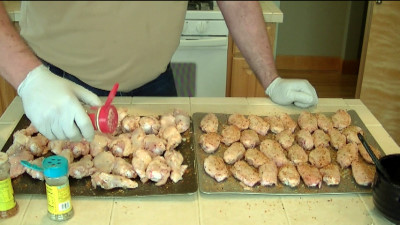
[2,115,198,197]
[193,110,384,195]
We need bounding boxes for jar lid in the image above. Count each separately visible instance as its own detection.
[97,104,118,133]
[0,152,8,165]
[42,156,68,178]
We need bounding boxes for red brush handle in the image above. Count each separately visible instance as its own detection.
[105,83,119,107]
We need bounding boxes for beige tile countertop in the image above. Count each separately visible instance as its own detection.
[4,1,283,23]
[0,97,399,225]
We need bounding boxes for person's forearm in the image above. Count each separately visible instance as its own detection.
[218,1,278,90]
[0,2,41,89]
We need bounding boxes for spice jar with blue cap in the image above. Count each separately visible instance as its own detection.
[22,155,74,221]
[43,155,74,221]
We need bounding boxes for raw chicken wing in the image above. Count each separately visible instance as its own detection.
[204,155,229,182]
[173,109,190,133]
[264,115,284,134]
[199,132,221,153]
[259,139,289,167]
[26,133,49,156]
[308,146,331,168]
[90,133,112,157]
[319,163,341,186]
[121,115,140,133]
[146,156,171,186]
[312,129,330,148]
[160,113,176,130]
[26,157,44,180]
[131,149,152,182]
[248,114,269,136]
[297,163,322,188]
[143,134,166,156]
[59,149,74,164]
[228,113,249,130]
[240,129,260,149]
[332,109,351,130]
[160,126,182,151]
[221,125,241,146]
[287,144,308,165]
[93,151,116,174]
[200,113,219,133]
[8,148,34,178]
[109,133,133,157]
[69,155,96,179]
[140,116,161,135]
[130,127,146,152]
[164,150,188,183]
[336,143,359,168]
[278,163,300,188]
[351,160,375,186]
[245,148,271,168]
[91,172,138,189]
[259,160,278,186]
[69,140,90,158]
[112,157,137,179]
[230,160,260,187]
[297,111,318,133]
[295,129,314,150]
[223,142,246,164]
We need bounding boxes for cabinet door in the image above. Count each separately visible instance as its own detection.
[228,23,276,97]
[231,57,265,97]
[356,1,400,146]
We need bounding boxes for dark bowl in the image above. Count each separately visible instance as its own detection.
[372,154,400,224]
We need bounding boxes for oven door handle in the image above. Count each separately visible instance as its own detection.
[179,37,227,47]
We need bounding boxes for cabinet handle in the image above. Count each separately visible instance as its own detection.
[376,0,382,4]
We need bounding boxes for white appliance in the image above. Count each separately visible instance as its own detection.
[171,1,229,97]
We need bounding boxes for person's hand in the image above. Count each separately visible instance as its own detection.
[265,77,318,108]
[17,65,102,141]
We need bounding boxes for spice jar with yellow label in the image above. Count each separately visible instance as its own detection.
[42,156,74,221]
[0,152,18,219]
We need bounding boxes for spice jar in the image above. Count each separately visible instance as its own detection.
[0,152,18,219]
[42,156,74,221]
[86,104,118,134]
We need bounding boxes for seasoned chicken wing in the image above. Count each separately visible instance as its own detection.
[160,113,176,131]
[276,129,294,149]
[332,109,351,130]
[336,143,359,168]
[351,160,375,186]
[279,113,297,133]
[264,115,284,134]
[26,157,44,180]
[230,160,260,187]
[121,115,140,132]
[240,129,260,149]
[245,148,271,168]
[221,125,241,146]
[316,113,333,133]
[297,163,322,188]
[312,129,330,148]
[109,133,133,157]
[259,160,278,186]
[358,143,382,164]
[259,139,289,167]
[173,109,190,133]
[131,149,152,182]
[204,155,229,182]
[328,128,346,150]
[69,140,90,158]
[308,146,331,168]
[287,144,308,165]
[93,151,116,174]
[223,142,246,165]
[112,157,137,179]
[342,125,363,144]
[9,149,34,179]
[90,132,112,157]
[200,113,219,133]
[26,133,49,157]
[278,163,300,188]
[199,132,221,154]
[298,111,318,133]
[319,163,341,186]
[143,134,166,156]
[160,126,182,151]
[228,113,249,130]
[248,114,270,136]
[296,129,314,150]
[140,116,161,135]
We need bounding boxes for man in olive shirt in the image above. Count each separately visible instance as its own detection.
[0,1,318,141]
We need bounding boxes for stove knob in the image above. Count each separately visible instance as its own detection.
[196,21,208,34]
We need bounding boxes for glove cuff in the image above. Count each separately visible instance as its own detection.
[265,77,281,96]
[17,64,48,96]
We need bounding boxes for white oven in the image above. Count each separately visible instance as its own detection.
[171,1,229,97]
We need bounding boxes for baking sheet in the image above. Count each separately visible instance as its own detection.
[2,115,198,197]
[193,110,385,195]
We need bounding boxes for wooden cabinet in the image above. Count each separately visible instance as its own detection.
[356,1,400,146]
[226,22,277,97]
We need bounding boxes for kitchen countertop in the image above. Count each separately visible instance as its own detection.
[4,1,283,23]
[0,96,398,225]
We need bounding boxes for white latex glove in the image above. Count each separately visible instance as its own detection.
[17,65,102,141]
[265,77,318,108]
